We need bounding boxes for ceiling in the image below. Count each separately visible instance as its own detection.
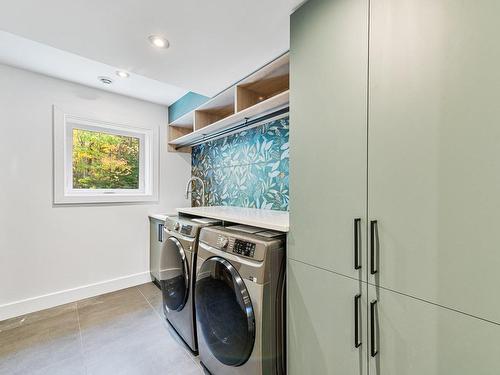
[0,0,304,105]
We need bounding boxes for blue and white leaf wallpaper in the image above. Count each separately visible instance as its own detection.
[191,117,289,211]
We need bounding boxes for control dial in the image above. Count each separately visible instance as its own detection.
[174,222,180,231]
[220,237,229,250]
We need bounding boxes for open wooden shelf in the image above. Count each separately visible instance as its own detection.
[168,52,289,151]
[235,53,289,112]
[236,74,289,111]
[194,87,235,131]
[168,126,192,153]
[195,105,235,130]
[169,90,289,148]
[169,110,194,129]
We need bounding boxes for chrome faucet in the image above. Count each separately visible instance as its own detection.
[185,176,205,207]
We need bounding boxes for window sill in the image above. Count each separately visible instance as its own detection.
[53,193,158,205]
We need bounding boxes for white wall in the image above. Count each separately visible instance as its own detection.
[0,64,191,320]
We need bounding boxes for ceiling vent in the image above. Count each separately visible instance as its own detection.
[98,76,113,85]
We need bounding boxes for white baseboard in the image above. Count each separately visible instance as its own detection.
[0,271,153,321]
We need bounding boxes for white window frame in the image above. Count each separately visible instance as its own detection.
[53,106,159,204]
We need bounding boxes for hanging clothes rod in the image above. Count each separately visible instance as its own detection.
[175,106,290,149]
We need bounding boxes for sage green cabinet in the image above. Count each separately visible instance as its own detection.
[368,0,500,324]
[289,0,369,281]
[289,0,500,373]
[367,285,500,375]
[287,259,367,375]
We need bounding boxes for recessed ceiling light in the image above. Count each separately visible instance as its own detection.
[98,76,113,85]
[116,70,130,78]
[148,35,169,49]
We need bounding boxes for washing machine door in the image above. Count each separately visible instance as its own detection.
[159,236,189,312]
[196,256,255,367]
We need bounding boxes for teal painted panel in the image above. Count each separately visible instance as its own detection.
[168,91,209,122]
[192,117,289,211]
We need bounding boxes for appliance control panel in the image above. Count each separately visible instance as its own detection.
[215,235,255,258]
[232,239,256,258]
[180,224,193,236]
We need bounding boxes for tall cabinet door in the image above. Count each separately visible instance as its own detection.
[367,285,500,375]
[288,259,367,375]
[289,0,369,280]
[368,0,500,323]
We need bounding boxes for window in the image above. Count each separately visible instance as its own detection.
[72,129,141,190]
[53,107,158,204]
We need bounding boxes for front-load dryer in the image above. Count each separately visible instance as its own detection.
[159,215,220,352]
[195,225,286,375]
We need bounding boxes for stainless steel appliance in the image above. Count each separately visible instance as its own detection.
[160,215,220,352]
[195,226,286,375]
[149,216,165,285]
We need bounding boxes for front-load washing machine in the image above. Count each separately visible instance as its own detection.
[159,215,220,352]
[195,225,286,375]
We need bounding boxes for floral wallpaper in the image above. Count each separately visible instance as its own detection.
[191,117,289,211]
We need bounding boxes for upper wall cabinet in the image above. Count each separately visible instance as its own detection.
[368,0,500,324]
[168,53,289,152]
[289,0,369,281]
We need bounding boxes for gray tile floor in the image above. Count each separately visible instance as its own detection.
[0,283,204,375]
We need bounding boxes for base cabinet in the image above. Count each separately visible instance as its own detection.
[368,285,500,375]
[287,259,367,375]
[287,259,500,375]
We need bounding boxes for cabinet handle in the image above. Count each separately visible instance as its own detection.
[354,294,362,348]
[370,220,379,275]
[370,300,378,357]
[158,223,164,242]
[354,218,362,270]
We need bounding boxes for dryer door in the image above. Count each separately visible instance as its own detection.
[159,236,190,312]
[196,256,255,367]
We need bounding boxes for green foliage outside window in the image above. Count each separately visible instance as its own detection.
[72,128,140,189]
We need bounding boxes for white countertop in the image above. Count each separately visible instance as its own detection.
[176,206,289,232]
[148,213,168,222]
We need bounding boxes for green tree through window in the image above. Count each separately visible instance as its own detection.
[72,128,140,189]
